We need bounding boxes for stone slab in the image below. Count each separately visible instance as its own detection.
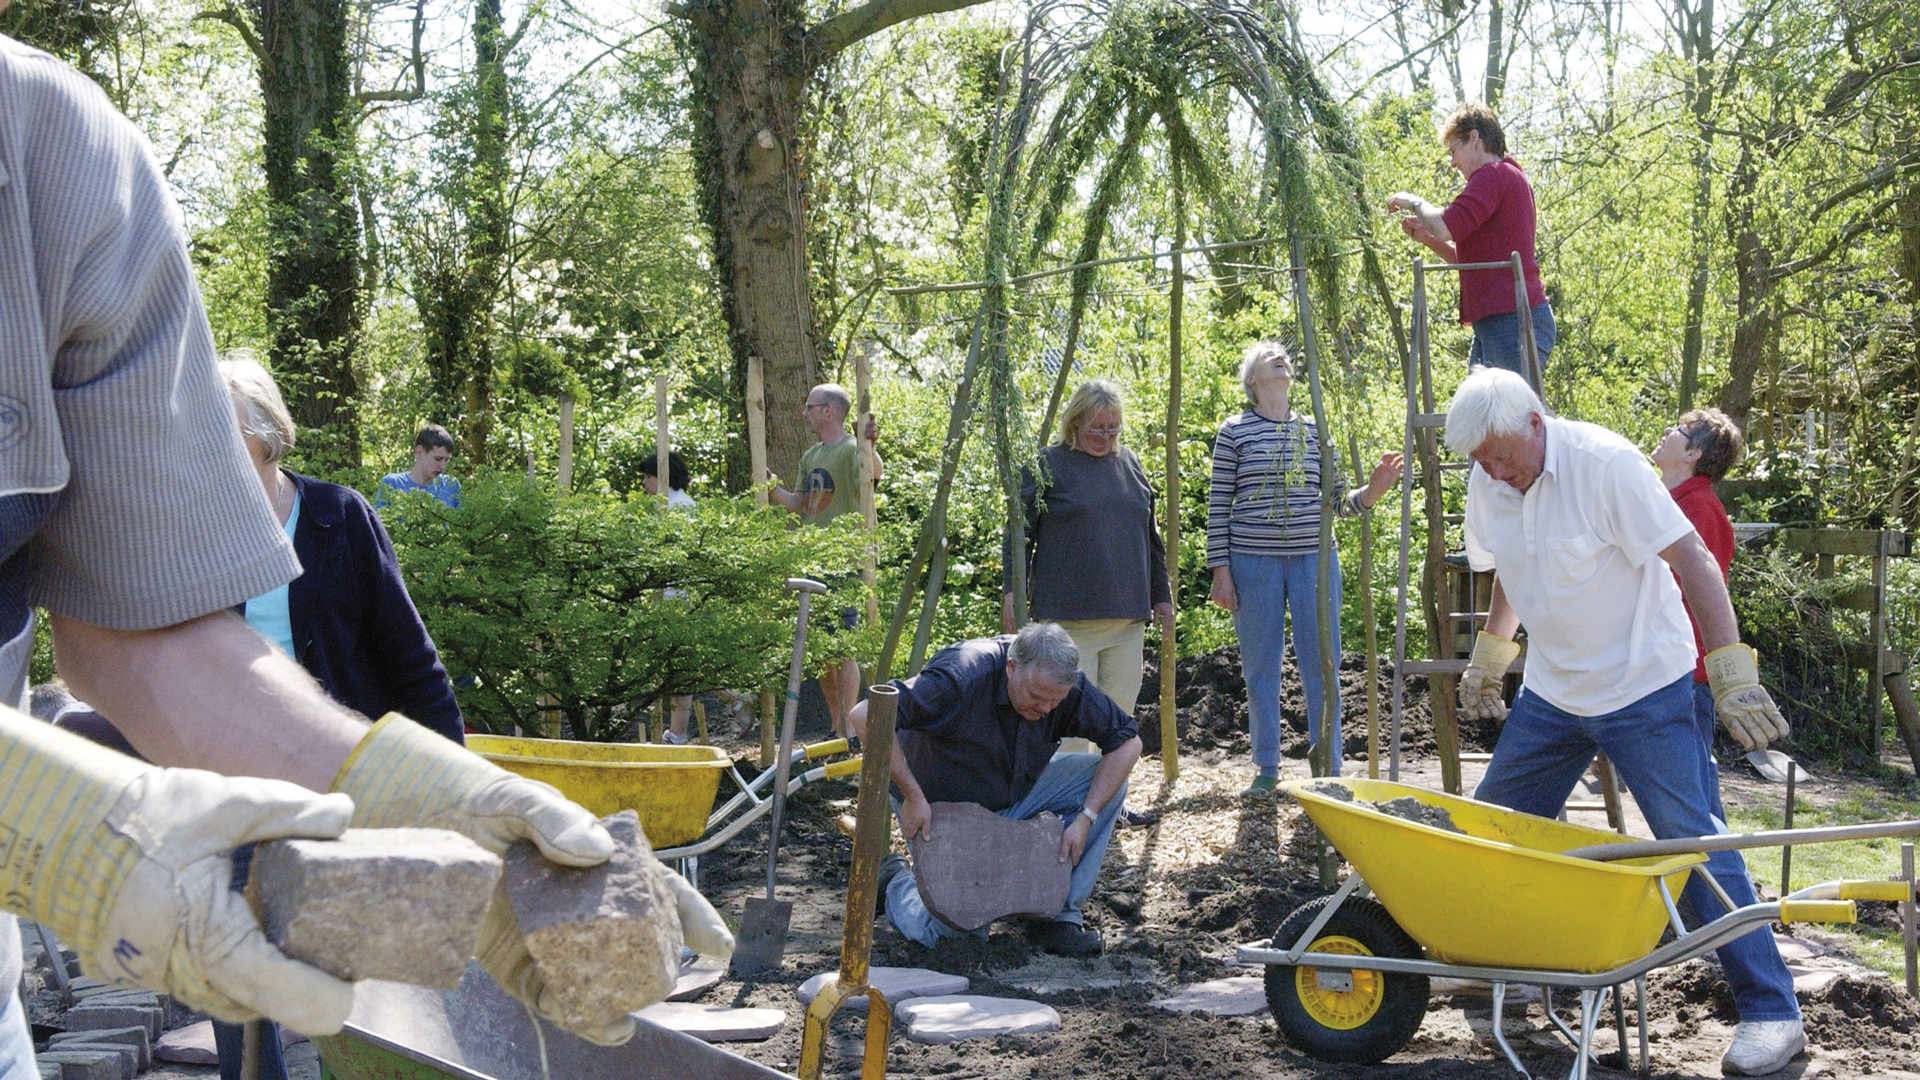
[504,811,681,1032]
[44,1044,132,1080]
[907,803,1070,931]
[997,954,1163,996]
[33,1050,120,1080]
[152,1022,218,1066]
[894,995,1061,1044]
[48,1027,149,1071]
[668,962,726,1002]
[61,1002,161,1040]
[797,966,970,1014]
[636,1002,787,1042]
[250,827,501,988]
[1149,975,1269,1016]
[37,1062,60,1080]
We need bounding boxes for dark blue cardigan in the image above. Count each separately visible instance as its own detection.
[243,472,464,743]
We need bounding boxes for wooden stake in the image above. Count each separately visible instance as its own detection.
[1901,842,1915,998]
[557,392,575,493]
[854,344,880,627]
[655,374,671,505]
[694,700,708,745]
[748,357,776,766]
[1159,156,1185,783]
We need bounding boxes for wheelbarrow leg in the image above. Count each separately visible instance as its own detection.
[1607,983,1629,1070]
[1490,982,1533,1080]
[1635,976,1650,1077]
[1567,987,1608,1080]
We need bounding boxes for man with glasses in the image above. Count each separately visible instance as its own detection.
[772,384,881,735]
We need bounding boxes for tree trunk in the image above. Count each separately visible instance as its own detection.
[1481,0,1507,108]
[1675,0,1715,412]
[252,0,361,468]
[1720,146,1770,428]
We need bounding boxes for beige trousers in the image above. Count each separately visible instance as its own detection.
[1055,617,1146,753]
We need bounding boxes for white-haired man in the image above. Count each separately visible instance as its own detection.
[1445,367,1800,1075]
[846,623,1142,957]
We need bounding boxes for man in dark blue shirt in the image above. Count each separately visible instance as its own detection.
[848,623,1141,956]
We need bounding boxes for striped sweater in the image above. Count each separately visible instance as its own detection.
[1206,409,1365,564]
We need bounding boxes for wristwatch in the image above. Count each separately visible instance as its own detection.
[1079,806,1098,825]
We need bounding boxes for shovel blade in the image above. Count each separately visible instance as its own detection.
[729,896,792,976]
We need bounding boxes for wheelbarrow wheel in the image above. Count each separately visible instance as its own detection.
[1265,896,1429,1064]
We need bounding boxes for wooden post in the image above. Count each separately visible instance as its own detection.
[694,700,708,745]
[655,375,671,505]
[1901,842,1915,998]
[1159,157,1184,783]
[557,393,575,493]
[854,345,880,628]
[749,356,776,767]
[1347,428,1380,779]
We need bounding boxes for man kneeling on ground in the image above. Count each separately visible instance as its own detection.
[847,623,1142,956]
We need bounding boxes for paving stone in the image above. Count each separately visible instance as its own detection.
[62,1002,162,1040]
[36,1062,60,1080]
[48,1027,149,1071]
[894,995,1061,1044]
[1791,967,1843,994]
[151,1021,217,1066]
[504,811,681,1033]
[249,827,500,988]
[668,961,726,1002]
[636,1002,787,1042]
[1773,933,1833,963]
[906,803,1071,931]
[43,1043,133,1080]
[798,967,970,1014]
[1149,975,1269,1016]
[33,1049,120,1080]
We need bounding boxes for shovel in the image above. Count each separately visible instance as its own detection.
[732,576,830,975]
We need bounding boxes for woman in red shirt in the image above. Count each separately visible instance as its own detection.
[1387,103,1555,378]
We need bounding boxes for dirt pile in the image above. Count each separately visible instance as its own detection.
[1138,645,1497,764]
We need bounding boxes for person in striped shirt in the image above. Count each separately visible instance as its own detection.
[1207,341,1402,795]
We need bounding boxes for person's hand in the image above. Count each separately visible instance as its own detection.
[1704,645,1791,750]
[1059,814,1091,866]
[1400,216,1435,243]
[1209,568,1238,612]
[1385,192,1422,213]
[897,790,932,842]
[1365,452,1405,505]
[333,715,626,1043]
[1001,592,1019,634]
[862,414,879,444]
[1153,601,1176,638]
[1459,631,1520,722]
[0,714,357,1035]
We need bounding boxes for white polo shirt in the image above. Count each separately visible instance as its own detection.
[1463,416,1698,716]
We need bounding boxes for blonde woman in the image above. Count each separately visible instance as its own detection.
[1207,341,1401,794]
[1003,379,1173,738]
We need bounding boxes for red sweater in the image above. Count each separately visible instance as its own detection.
[1670,475,1734,682]
[1441,157,1547,325]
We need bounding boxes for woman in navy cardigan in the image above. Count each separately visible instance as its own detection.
[220,355,463,742]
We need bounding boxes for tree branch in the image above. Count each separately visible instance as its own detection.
[358,0,427,103]
[194,6,264,66]
[808,0,992,64]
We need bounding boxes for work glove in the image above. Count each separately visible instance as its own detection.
[1703,644,1790,751]
[1459,631,1521,722]
[333,715,636,1043]
[0,711,356,1035]
[666,870,735,961]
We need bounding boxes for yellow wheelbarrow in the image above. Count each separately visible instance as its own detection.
[1235,778,1920,1079]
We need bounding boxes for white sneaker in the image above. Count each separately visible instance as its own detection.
[662,729,688,745]
[1722,1018,1805,1075]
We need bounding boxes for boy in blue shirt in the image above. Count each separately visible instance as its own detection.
[379,424,461,508]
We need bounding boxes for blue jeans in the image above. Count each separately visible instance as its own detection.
[1475,675,1798,1022]
[885,752,1126,947]
[0,987,33,1080]
[1468,301,1556,378]
[1230,550,1342,776]
[1692,680,1727,828]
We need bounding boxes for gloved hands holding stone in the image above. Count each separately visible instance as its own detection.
[0,711,357,1035]
[1704,644,1790,751]
[332,715,623,1041]
[1459,631,1521,722]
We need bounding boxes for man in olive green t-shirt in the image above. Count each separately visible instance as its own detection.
[773,384,883,734]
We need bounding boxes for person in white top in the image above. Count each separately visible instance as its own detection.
[1444,367,1803,1077]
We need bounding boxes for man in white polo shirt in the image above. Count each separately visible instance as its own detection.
[1445,367,1802,1077]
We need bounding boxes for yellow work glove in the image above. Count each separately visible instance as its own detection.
[0,711,355,1034]
[334,715,637,1043]
[1459,632,1521,722]
[1704,645,1790,751]
[666,868,734,961]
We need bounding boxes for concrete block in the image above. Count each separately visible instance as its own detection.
[907,803,1070,931]
[33,1049,121,1080]
[503,811,681,1034]
[798,967,969,1014]
[47,1027,149,1071]
[42,1044,132,1080]
[636,1003,786,1042]
[152,1021,216,1065]
[36,1062,60,1080]
[61,1002,161,1040]
[248,827,500,988]
[894,995,1060,1044]
[1148,975,1269,1016]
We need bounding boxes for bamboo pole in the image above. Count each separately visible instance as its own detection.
[1347,426,1380,779]
[558,392,575,494]
[1159,156,1184,782]
[749,356,776,767]
[1293,238,1338,782]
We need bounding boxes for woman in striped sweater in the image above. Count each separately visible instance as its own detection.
[1208,340,1402,794]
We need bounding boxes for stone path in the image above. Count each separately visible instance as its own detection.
[893,995,1061,1045]
[797,966,968,1014]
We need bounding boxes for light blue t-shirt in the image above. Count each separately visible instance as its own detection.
[244,492,302,657]
[378,472,460,508]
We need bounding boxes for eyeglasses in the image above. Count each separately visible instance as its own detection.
[1084,425,1123,438]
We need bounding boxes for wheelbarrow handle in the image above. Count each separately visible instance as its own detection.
[785,577,830,595]
[1563,819,1920,862]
